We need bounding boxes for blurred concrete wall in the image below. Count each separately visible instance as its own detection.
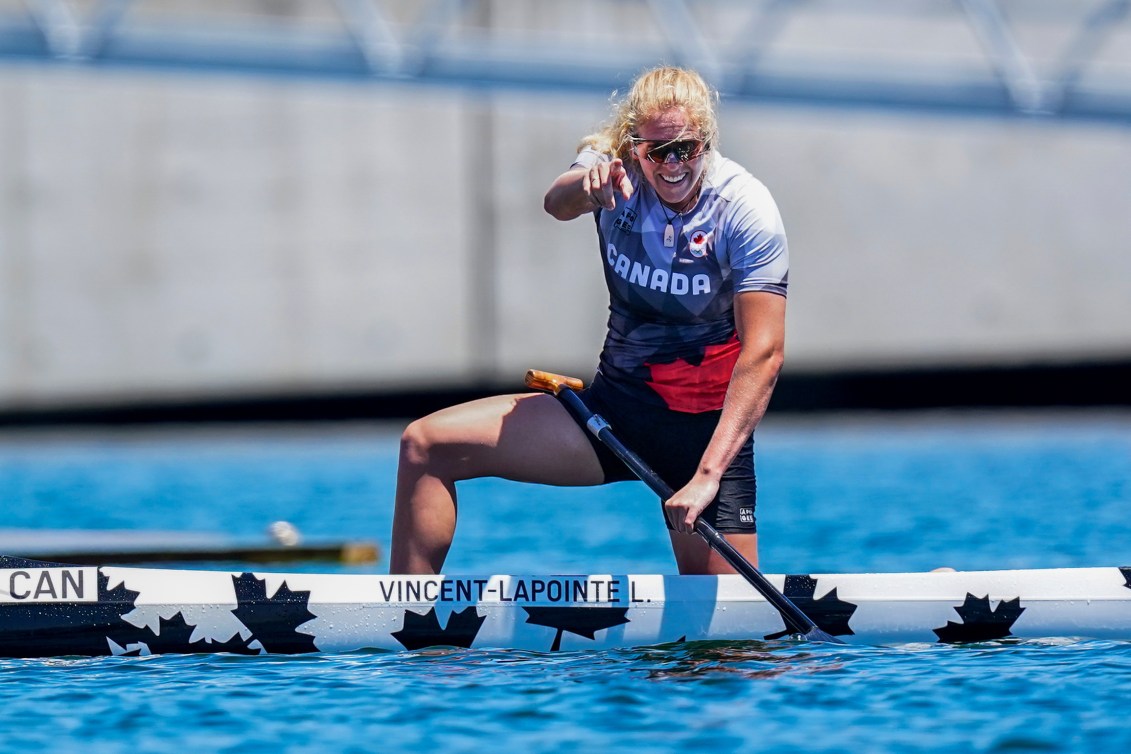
[1,64,1129,410]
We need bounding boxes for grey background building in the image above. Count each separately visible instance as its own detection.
[2,1,1129,417]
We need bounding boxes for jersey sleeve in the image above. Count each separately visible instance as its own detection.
[570,146,609,171]
[724,181,789,297]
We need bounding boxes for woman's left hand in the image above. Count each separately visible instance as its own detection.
[664,475,720,534]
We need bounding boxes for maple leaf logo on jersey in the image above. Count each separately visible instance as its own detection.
[645,337,741,413]
[688,229,711,257]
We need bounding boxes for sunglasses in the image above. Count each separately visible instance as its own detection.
[631,137,707,164]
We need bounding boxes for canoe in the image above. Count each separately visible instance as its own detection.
[2,555,1130,657]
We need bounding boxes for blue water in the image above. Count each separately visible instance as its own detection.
[1,411,1129,753]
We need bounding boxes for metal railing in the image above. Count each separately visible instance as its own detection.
[2,0,1130,123]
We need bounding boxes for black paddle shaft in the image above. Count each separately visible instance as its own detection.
[552,385,842,644]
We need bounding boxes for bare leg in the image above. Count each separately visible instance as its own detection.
[669,531,758,575]
[390,392,605,574]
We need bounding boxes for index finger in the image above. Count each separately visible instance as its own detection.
[608,158,634,200]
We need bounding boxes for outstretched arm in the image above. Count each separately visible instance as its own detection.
[544,157,634,221]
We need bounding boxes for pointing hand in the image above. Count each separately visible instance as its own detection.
[586,158,634,211]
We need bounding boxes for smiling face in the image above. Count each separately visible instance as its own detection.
[632,107,709,212]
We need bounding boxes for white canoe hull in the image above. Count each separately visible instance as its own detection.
[3,557,1130,656]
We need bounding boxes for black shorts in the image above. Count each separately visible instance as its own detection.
[576,380,757,534]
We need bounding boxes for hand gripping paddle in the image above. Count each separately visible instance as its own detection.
[526,369,843,644]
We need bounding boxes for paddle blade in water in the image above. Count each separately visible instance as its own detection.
[805,627,846,644]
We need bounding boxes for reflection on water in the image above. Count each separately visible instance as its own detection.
[639,640,830,680]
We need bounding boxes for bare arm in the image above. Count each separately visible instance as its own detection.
[664,290,786,533]
[543,158,634,221]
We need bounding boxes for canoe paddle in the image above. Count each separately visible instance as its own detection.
[525,369,844,644]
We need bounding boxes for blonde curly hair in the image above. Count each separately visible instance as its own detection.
[579,66,719,163]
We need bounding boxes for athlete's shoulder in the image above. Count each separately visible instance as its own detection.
[703,153,784,236]
[705,153,777,206]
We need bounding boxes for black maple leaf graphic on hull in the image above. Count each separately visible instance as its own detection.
[231,573,319,654]
[523,606,630,651]
[934,593,1025,643]
[392,606,486,650]
[0,563,322,657]
[109,573,319,656]
[108,612,257,656]
[764,575,857,640]
[0,570,141,658]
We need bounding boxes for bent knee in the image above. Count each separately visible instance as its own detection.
[399,411,478,471]
[399,417,440,468]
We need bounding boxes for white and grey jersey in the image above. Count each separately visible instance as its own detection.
[571,147,789,412]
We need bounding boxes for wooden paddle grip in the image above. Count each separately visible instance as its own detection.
[525,369,585,395]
